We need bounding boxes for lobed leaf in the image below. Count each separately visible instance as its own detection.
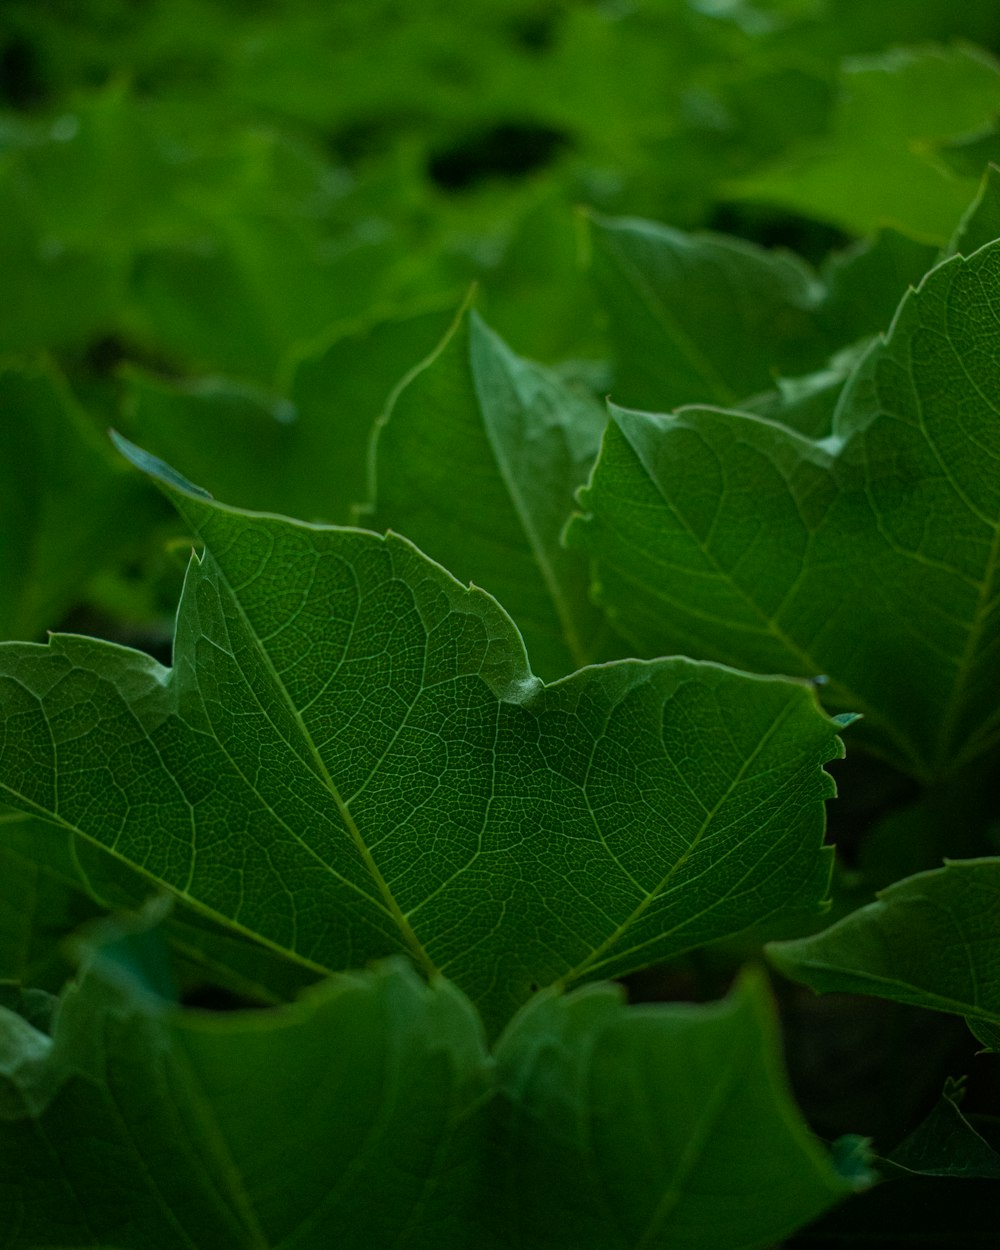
[570,239,1000,780]
[0,440,841,1033]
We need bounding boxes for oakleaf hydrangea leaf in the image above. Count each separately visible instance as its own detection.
[0,440,841,1031]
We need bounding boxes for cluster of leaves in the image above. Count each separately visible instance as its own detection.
[2,1,1000,1246]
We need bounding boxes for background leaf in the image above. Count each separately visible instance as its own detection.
[489,968,865,1250]
[0,911,488,1250]
[0,360,164,641]
[731,45,1000,242]
[767,858,1000,1049]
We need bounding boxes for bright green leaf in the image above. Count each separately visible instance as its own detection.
[0,439,840,1032]
[489,968,865,1249]
[569,240,1000,780]
[364,305,617,679]
[767,859,1000,1049]
[730,45,1000,242]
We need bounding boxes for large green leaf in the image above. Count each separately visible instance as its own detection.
[0,811,321,1005]
[489,968,866,1250]
[768,859,1000,1050]
[0,440,840,1032]
[364,306,615,679]
[569,240,1000,780]
[0,360,164,641]
[0,910,489,1250]
[731,45,1000,242]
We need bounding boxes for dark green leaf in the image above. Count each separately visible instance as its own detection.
[490,968,865,1249]
[886,1078,1000,1179]
[364,305,616,679]
[768,859,1000,1047]
[0,910,488,1250]
[0,360,164,641]
[570,241,1000,779]
[0,440,840,1032]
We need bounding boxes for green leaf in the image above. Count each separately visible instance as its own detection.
[364,305,616,679]
[569,240,1000,780]
[587,215,937,418]
[122,302,458,526]
[0,360,164,641]
[886,1078,1000,1179]
[946,162,1000,258]
[730,45,1000,242]
[0,808,322,1005]
[767,858,1000,1048]
[0,910,489,1250]
[586,212,827,412]
[490,968,864,1250]
[0,809,101,991]
[0,439,840,1033]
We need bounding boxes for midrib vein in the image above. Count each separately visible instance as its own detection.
[219,563,439,979]
[476,364,591,670]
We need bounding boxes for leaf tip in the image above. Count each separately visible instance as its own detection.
[109,430,214,501]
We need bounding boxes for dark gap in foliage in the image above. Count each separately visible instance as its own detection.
[506,9,560,53]
[0,35,47,109]
[775,984,973,1146]
[619,955,736,1006]
[327,114,414,165]
[822,755,919,868]
[428,122,572,190]
[181,982,271,1012]
[80,333,185,382]
[707,201,852,266]
[57,601,174,666]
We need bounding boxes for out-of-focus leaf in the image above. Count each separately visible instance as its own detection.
[122,301,457,525]
[731,45,1000,242]
[490,968,867,1250]
[0,360,164,641]
[0,911,489,1250]
[946,162,1000,258]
